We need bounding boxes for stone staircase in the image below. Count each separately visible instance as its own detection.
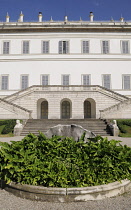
[20,119,112,136]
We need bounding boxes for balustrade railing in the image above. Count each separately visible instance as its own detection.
[4,85,128,102]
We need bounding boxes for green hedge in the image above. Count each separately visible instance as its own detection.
[0,120,8,126]
[117,119,131,134]
[0,120,16,134]
[0,133,131,188]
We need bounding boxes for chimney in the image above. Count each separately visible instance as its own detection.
[6,12,10,22]
[38,12,42,22]
[120,16,124,22]
[110,17,114,22]
[64,15,68,22]
[89,12,94,22]
[50,16,53,22]
[19,11,24,22]
[79,16,82,22]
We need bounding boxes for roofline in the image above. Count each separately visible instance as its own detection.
[0,21,131,33]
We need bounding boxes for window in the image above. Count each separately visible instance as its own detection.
[82,41,89,54]
[102,41,109,54]
[42,41,49,54]
[62,75,70,90]
[62,75,70,85]
[123,75,131,89]
[1,75,8,90]
[3,42,10,54]
[102,74,111,89]
[42,75,49,85]
[121,41,129,54]
[82,74,91,85]
[21,75,28,90]
[59,41,69,54]
[23,41,29,54]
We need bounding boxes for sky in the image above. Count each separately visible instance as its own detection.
[0,0,131,22]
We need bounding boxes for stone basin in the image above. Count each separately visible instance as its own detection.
[1,179,131,202]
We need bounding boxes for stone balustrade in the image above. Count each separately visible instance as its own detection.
[4,85,128,103]
[0,98,31,119]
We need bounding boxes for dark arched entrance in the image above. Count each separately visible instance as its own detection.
[61,101,71,119]
[84,100,91,118]
[41,101,48,119]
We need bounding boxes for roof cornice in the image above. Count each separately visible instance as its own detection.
[0,22,131,33]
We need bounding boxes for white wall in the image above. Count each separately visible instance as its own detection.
[0,32,131,96]
[0,60,131,91]
[0,32,131,55]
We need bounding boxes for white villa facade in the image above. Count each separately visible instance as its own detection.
[0,12,131,120]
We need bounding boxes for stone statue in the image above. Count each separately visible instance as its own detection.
[45,124,96,141]
[14,120,23,136]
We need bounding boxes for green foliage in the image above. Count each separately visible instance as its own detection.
[0,120,6,126]
[0,133,131,187]
[117,122,126,133]
[117,119,131,136]
[0,125,5,134]
[1,120,16,134]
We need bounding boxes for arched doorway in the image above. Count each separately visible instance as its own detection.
[61,100,71,119]
[84,100,91,118]
[41,101,48,119]
[84,98,96,119]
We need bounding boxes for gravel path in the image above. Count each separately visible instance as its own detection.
[0,189,131,210]
[0,136,131,147]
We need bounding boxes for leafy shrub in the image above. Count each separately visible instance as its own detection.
[122,120,131,127]
[117,122,126,133]
[0,120,8,126]
[1,120,16,134]
[0,133,131,188]
[117,119,131,134]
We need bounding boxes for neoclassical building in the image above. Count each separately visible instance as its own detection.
[0,12,131,120]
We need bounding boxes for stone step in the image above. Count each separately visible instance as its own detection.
[26,120,105,124]
[21,119,112,136]
[22,127,108,131]
[21,132,111,136]
[24,127,106,130]
[22,130,107,134]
